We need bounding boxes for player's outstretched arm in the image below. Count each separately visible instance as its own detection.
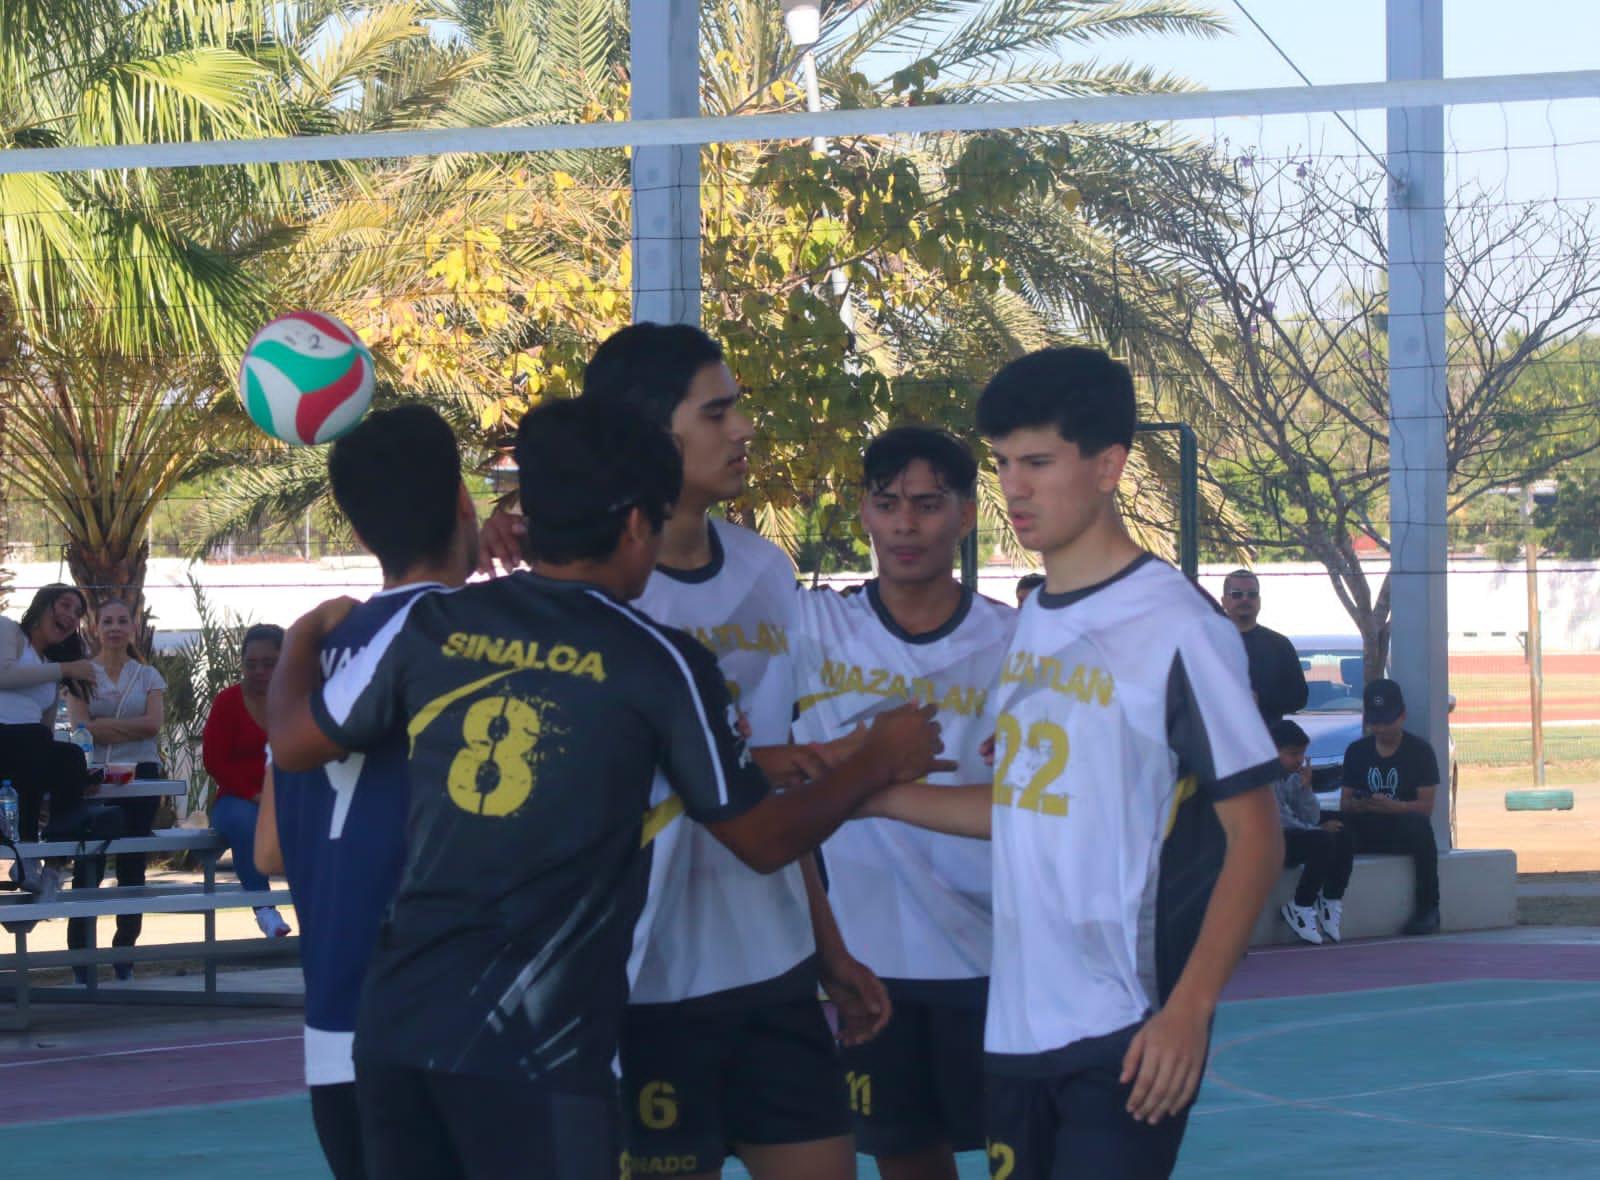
[267,598,356,772]
[707,702,952,874]
[1121,785,1283,1124]
[253,765,285,876]
[857,781,992,839]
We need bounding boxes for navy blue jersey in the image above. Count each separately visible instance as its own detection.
[274,582,441,1085]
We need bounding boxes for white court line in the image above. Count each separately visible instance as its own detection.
[1196,1068,1600,1116]
[0,1034,300,1071]
[1211,984,1600,1059]
[1202,1071,1600,1147]
[1203,986,1600,1146]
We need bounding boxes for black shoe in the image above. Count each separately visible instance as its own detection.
[114,962,132,981]
[73,966,90,985]
[1403,907,1441,936]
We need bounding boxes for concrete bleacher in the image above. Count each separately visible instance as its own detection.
[1251,848,1518,946]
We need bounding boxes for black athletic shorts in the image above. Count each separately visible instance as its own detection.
[983,1022,1195,1180]
[310,1083,367,1180]
[355,1061,620,1180]
[619,995,852,1172]
[838,977,986,1157]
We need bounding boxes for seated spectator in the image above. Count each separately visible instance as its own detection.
[203,623,291,938]
[1015,572,1045,605]
[1271,720,1354,944]
[1339,679,1442,937]
[0,584,94,899]
[66,598,168,978]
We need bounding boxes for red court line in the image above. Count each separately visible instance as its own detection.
[1225,938,1600,1001]
[0,1030,303,1126]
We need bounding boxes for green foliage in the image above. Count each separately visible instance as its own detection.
[149,577,250,817]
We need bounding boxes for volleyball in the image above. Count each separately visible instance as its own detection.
[237,311,376,446]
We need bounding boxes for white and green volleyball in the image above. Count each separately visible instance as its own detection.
[238,312,376,446]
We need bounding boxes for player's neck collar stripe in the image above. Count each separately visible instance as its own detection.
[865,579,972,645]
[1035,552,1154,611]
[656,516,726,585]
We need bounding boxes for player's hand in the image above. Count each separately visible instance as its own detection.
[979,733,996,767]
[303,596,357,639]
[864,702,955,785]
[752,743,830,789]
[1120,1000,1209,1124]
[478,506,527,576]
[820,948,892,1046]
[814,723,868,770]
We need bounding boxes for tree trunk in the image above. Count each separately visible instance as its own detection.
[67,536,153,655]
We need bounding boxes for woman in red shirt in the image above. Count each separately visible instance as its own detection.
[203,624,291,938]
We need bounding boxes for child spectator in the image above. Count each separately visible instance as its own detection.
[1271,720,1354,944]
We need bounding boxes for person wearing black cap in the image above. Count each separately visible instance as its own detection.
[1338,679,1442,936]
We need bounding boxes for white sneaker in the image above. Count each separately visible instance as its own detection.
[1317,895,1344,943]
[254,907,291,938]
[1280,901,1323,945]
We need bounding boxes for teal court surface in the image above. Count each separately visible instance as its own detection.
[4,928,1598,1178]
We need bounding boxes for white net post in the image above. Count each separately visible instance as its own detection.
[630,0,701,327]
[1386,0,1453,848]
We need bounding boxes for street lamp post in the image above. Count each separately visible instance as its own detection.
[781,1,848,304]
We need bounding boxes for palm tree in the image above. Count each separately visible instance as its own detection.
[0,1,450,631]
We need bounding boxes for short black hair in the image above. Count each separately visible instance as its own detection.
[1015,572,1045,603]
[241,623,284,657]
[1269,719,1310,750]
[1225,568,1257,584]
[328,404,462,580]
[862,426,978,498]
[976,346,1136,453]
[515,397,682,563]
[582,322,725,429]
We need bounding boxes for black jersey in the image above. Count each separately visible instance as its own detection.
[310,572,768,1088]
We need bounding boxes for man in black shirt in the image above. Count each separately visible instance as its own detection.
[267,400,948,1180]
[1222,569,1308,724]
[1339,678,1442,936]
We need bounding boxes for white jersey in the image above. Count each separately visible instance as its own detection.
[627,517,814,1006]
[793,582,1013,982]
[985,555,1277,1064]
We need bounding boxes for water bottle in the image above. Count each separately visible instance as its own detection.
[53,699,72,743]
[0,781,18,843]
[72,723,95,762]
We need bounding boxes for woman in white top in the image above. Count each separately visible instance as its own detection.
[0,585,94,847]
[66,598,167,976]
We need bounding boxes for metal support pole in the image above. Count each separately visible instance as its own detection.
[1386,0,1451,848]
[1178,425,1199,580]
[1136,422,1199,579]
[960,532,978,591]
[630,0,700,326]
[1524,488,1546,785]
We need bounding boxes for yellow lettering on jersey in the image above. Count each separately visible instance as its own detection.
[625,1155,701,1176]
[440,632,606,682]
[1001,652,1114,706]
[800,660,986,717]
[690,622,789,657]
